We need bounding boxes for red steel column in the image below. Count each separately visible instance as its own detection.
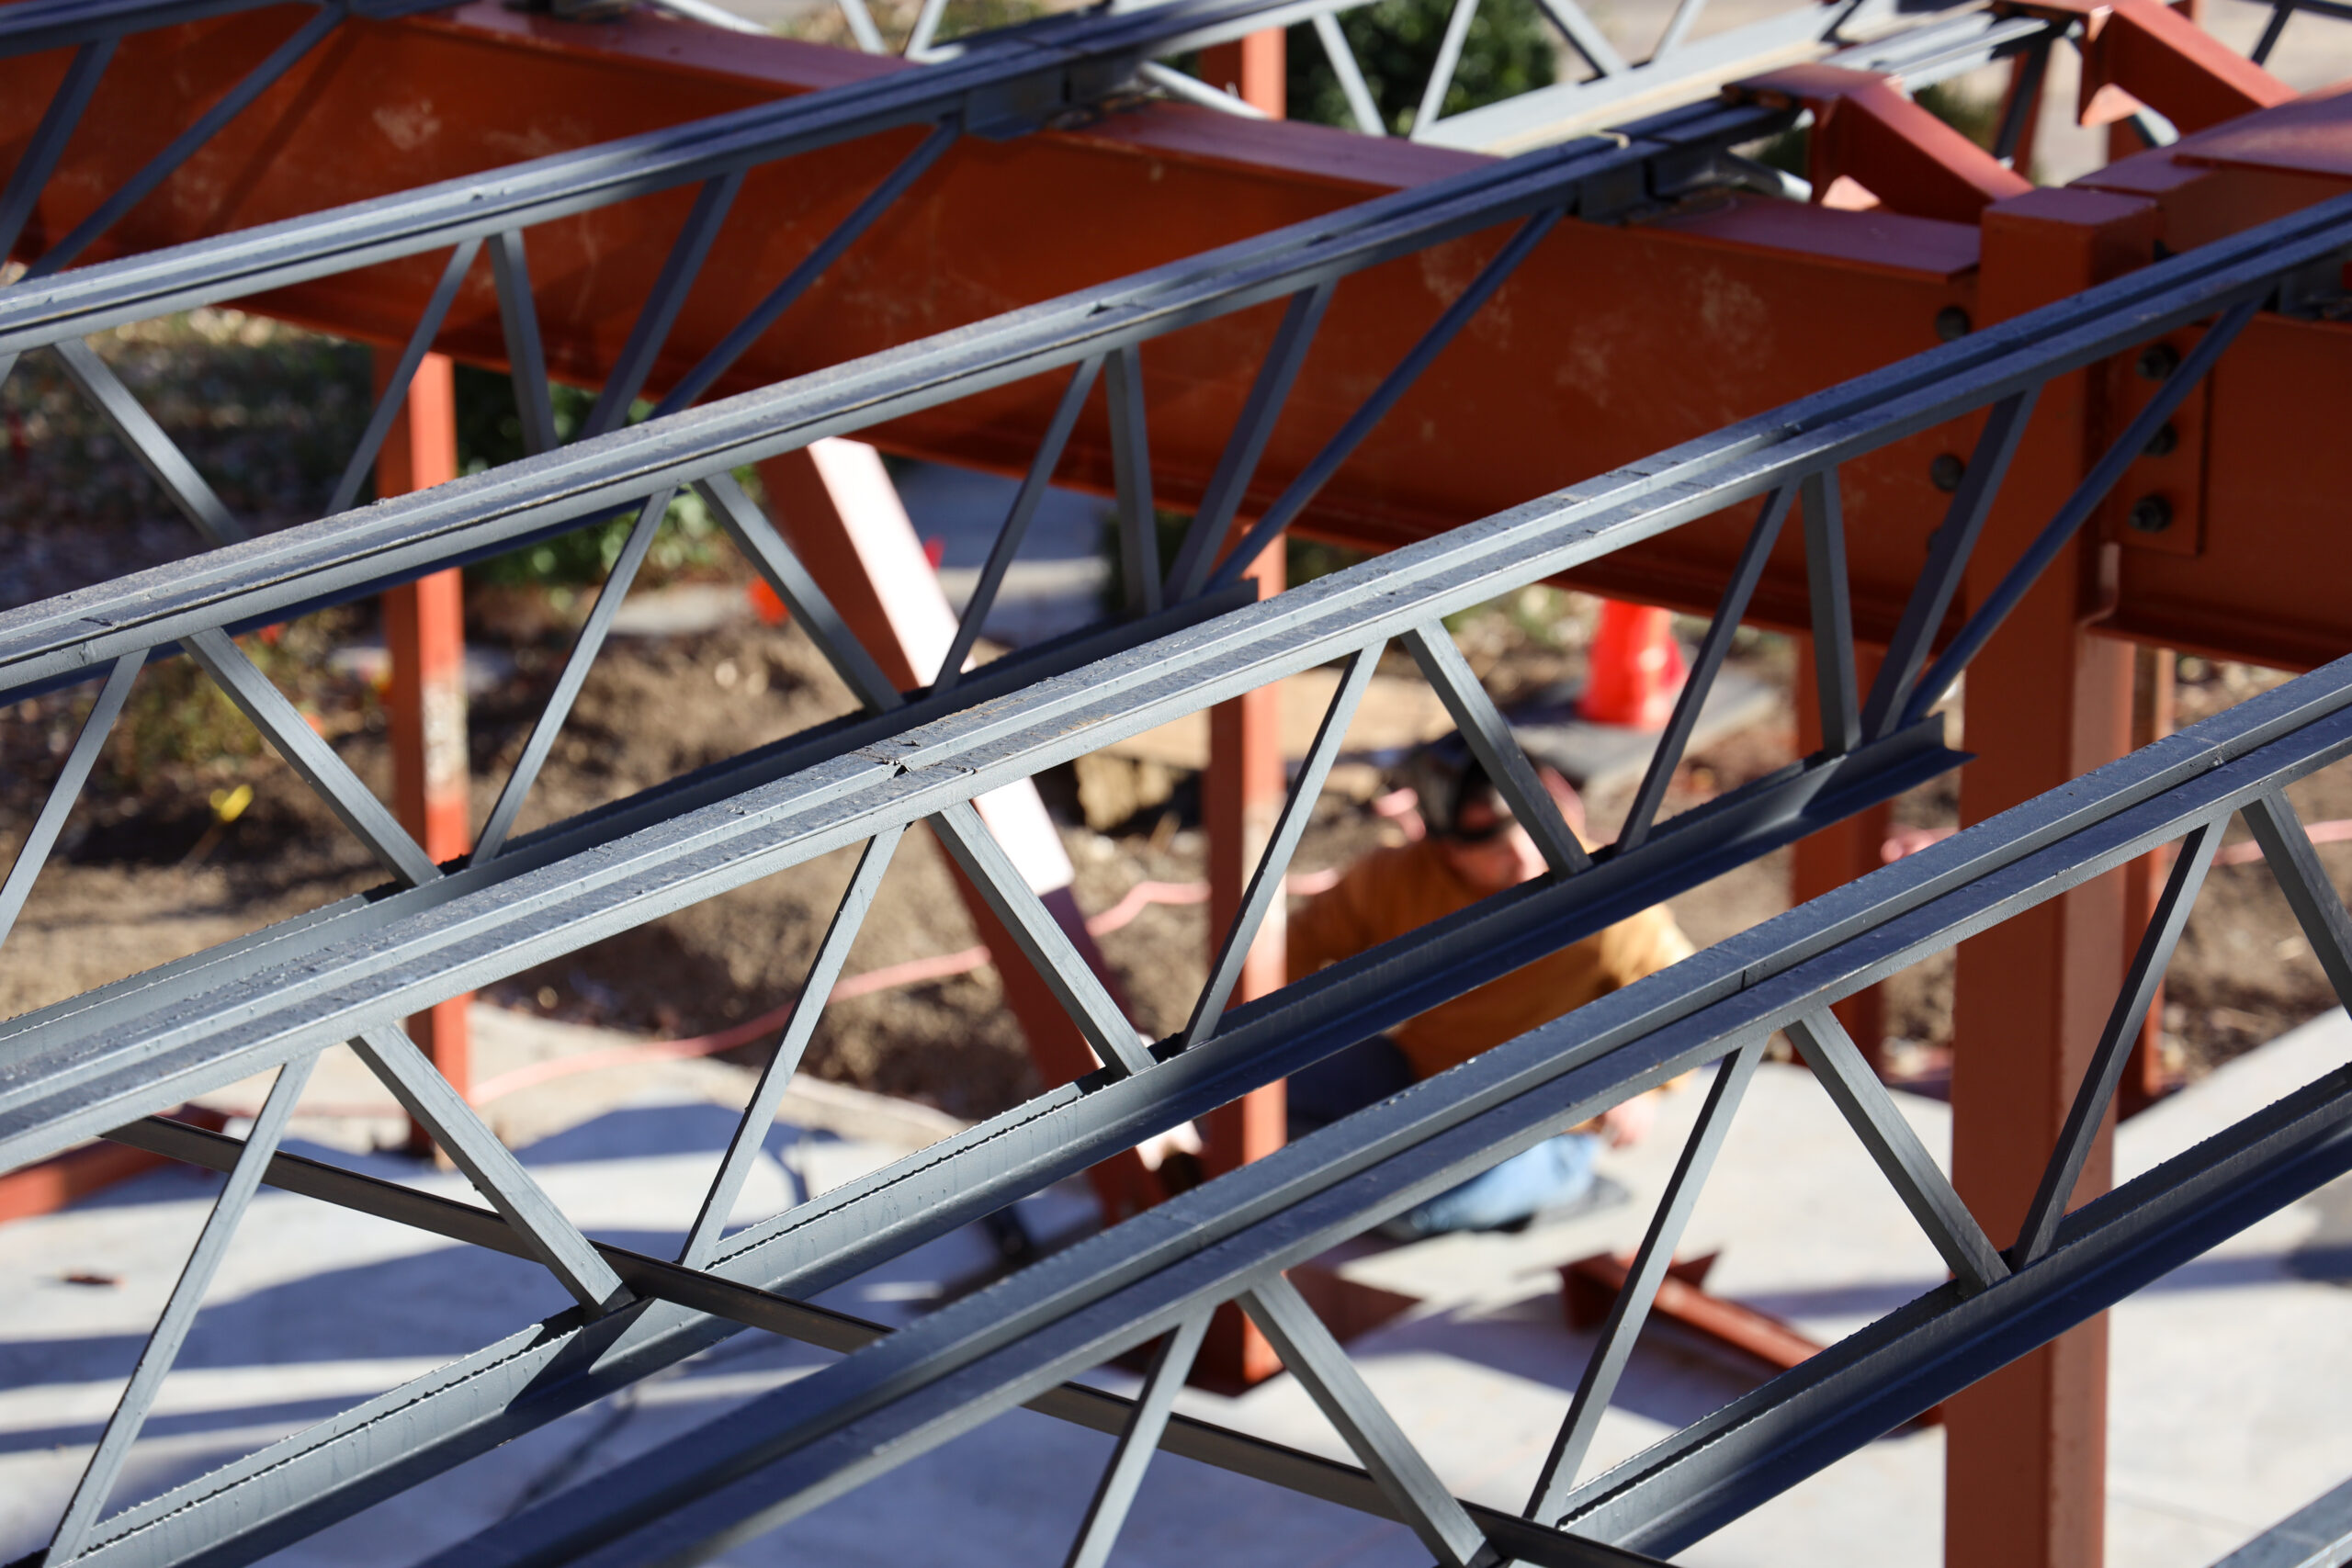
[1945,186,2156,1568]
[1194,18,1288,1391]
[376,349,472,1149]
[2120,645,2177,1115]
[1197,29,1285,118]
[1793,639,1891,1074]
[1201,533,1288,1386]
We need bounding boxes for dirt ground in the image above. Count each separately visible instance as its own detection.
[6,314,2347,1124]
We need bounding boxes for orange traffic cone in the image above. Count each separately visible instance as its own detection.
[1579,600,1686,729]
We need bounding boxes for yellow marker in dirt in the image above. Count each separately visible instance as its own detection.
[208,784,254,824]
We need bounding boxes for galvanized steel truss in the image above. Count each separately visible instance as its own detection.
[3,0,2351,1563]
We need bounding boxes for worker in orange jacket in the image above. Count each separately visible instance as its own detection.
[1286,735,1693,1237]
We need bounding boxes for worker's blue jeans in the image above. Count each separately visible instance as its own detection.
[1287,1034,1600,1237]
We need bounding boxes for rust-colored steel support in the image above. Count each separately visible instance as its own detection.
[1944,185,2156,1568]
[2004,0,2294,138]
[751,446,1163,1224]
[2120,644,2179,1116]
[1197,27,1285,118]
[1200,532,1288,1387]
[1730,63,2033,222]
[376,349,472,1151]
[1792,639,1890,1076]
[1193,26,1287,1383]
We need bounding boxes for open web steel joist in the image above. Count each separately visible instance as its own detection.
[4,0,2352,1561]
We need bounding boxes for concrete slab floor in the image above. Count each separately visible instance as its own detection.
[3,1008,2349,1564]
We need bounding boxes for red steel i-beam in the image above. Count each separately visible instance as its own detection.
[375,349,473,1150]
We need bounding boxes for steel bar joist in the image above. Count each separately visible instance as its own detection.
[413,621,2352,1568]
[0,97,2344,1550]
[0,0,1392,349]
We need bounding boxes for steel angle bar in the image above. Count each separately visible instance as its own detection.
[2013,815,2224,1264]
[2211,1472,2352,1568]
[697,471,902,710]
[934,355,1103,692]
[44,1054,316,1564]
[37,719,1960,1568]
[2244,789,2352,1010]
[98,1111,1652,1568]
[458,655,2352,1566]
[1799,468,1859,755]
[930,798,1151,1075]
[1167,280,1334,600]
[1527,1036,1765,1517]
[180,627,441,886]
[1529,0,1631,80]
[1063,1311,1210,1568]
[901,0,950,58]
[1832,10,2058,96]
[1616,484,1794,852]
[1404,619,1591,874]
[49,337,243,547]
[347,1025,629,1311]
[488,230,559,455]
[1783,1007,2006,1288]
[2254,0,2300,64]
[1311,10,1385,134]
[1184,641,1381,1046]
[1105,344,1163,615]
[1240,1273,1488,1567]
[0,651,138,950]
[472,490,673,862]
[677,822,905,1269]
[1413,0,1485,142]
[0,0,1389,352]
[650,120,959,418]
[1138,59,1273,116]
[836,0,886,52]
[582,171,744,439]
[1860,385,2037,739]
[1652,0,1706,60]
[325,237,483,516]
[1993,32,2054,164]
[20,1,348,279]
[0,37,114,261]
[1204,204,1566,592]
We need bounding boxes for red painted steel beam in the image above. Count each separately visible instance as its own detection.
[0,6,1968,628]
[3,10,2348,671]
